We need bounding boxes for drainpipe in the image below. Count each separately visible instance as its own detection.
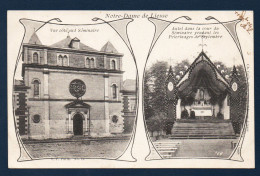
[88,108,91,136]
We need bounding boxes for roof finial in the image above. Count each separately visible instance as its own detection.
[168,57,173,67]
[199,35,207,52]
[233,57,236,66]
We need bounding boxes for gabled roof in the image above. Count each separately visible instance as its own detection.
[101,41,119,54]
[71,37,80,41]
[65,100,90,109]
[177,51,230,88]
[28,32,42,45]
[50,36,98,52]
[176,51,231,104]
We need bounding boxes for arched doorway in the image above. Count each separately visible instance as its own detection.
[73,113,83,135]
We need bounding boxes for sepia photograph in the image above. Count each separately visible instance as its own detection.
[144,14,251,160]
[11,15,137,160]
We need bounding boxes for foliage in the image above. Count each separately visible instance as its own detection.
[144,60,190,134]
[144,61,169,120]
[146,112,167,136]
[173,59,190,77]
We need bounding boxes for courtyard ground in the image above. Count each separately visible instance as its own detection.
[175,139,238,158]
[155,138,239,158]
[23,140,129,159]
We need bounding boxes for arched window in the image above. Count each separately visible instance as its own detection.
[112,84,117,99]
[33,80,40,96]
[57,55,63,66]
[63,55,68,66]
[33,52,39,63]
[90,58,95,68]
[86,58,90,68]
[111,60,116,70]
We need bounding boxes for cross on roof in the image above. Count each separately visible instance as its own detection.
[168,57,173,66]
[199,35,207,51]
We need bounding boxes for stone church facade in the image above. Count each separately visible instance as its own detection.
[14,32,135,139]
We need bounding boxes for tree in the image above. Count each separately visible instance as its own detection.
[144,70,154,120]
[144,60,191,135]
[173,59,190,77]
[144,61,169,120]
[146,112,167,137]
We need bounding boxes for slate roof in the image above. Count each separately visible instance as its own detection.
[122,79,136,92]
[14,79,25,86]
[14,80,30,91]
[50,36,98,52]
[100,41,119,54]
[28,32,42,45]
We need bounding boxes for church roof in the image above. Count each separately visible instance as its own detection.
[28,32,42,45]
[121,79,136,92]
[101,41,119,54]
[50,36,98,52]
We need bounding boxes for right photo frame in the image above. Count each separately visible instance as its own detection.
[144,11,253,162]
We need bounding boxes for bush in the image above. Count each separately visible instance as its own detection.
[181,109,189,119]
[146,112,173,136]
[217,112,224,119]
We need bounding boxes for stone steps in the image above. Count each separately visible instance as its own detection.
[153,141,181,158]
[170,121,236,139]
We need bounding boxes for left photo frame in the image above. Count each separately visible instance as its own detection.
[8,11,138,166]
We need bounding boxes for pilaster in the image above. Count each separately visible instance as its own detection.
[104,73,110,134]
[43,68,50,138]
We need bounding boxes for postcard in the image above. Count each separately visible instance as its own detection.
[8,10,254,168]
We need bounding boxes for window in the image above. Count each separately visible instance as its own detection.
[57,54,69,66]
[86,57,90,68]
[33,52,39,63]
[32,114,40,123]
[63,55,68,66]
[33,80,40,96]
[112,84,117,99]
[57,55,63,66]
[90,58,95,68]
[111,60,116,70]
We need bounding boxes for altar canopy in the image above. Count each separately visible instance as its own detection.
[177,52,230,106]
